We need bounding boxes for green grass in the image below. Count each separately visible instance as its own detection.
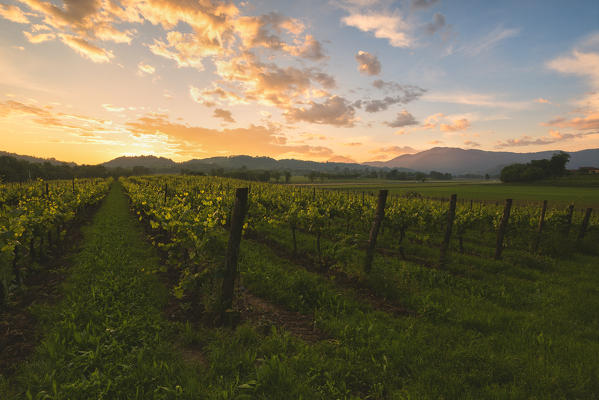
[309,181,599,208]
[4,179,598,399]
[238,219,599,398]
[2,182,204,399]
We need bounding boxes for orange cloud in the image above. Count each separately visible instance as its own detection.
[126,113,338,160]
[440,118,470,132]
[59,34,114,63]
[328,155,357,163]
[138,62,156,75]
[535,97,551,104]
[213,108,235,123]
[495,130,597,148]
[342,11,412,48]
[24,31,56,43]
[370,145,417,155]
[149,31,222,70]
[544,113,599,130]
[0,4,30,24]
[0,100,113,134]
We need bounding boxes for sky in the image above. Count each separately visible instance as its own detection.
[0,0,598,165]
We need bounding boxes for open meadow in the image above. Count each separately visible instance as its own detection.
[303,178,599,208]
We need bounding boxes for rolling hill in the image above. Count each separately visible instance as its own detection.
[366,147,599,175]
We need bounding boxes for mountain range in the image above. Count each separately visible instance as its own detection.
[365,147,599,175]
[3,148,598,176]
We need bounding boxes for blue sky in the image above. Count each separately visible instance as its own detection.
[0,0,597,164]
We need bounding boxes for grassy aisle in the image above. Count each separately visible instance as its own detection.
[2,182,201,399]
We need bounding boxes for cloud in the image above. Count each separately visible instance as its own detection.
[355,83,426,113]
[148,31,221,70]
[287,35,326,60]
[0,99,113,133]
[59,33,114,63]
[234,11,326,60]
[370,145,417,159]
[385,110,418,127]
[342,10,412,47]
[126,113,338,159]
[0,4,30,23]
[138,62,156,75]
[425,13,445,35]
[495,130,598,148]
[544,113,599,131]
[24,30,56,43]
[463,140,480,147]
[213,108,235,123]
[285,96,356,127]
[355,50,381,75]
[535,97,551,104]
[328,155,357,163]
[210,52,337,109]
[344,142,362,146]
[460,26,520,56]
[547,49,599,112]
[411,0,439,10]
[102,104,125,112]
[546,48,599,129]
[423,91,529,110]
[440,118,470,131]
[190,84,247,106]
[420,112,444,129]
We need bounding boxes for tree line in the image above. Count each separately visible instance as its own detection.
[0,155,152,183]
[500,151,570,182]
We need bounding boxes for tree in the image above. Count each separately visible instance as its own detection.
[271,170,281,182]
[548,151,570,177]
[284,170,291,183]
[500,151,571,182]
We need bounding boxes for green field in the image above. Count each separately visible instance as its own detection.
[302,180,599,208]
[2,176,598,398]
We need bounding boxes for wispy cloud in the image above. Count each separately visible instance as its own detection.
[423,91,529,110]
[0,4,30,24]
[460,26,520,56]
[59,34,113,63]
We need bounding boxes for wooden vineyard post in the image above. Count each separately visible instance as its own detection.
[440,194,457,265]
[164,184,168,203]
[532,200,548,253]
[364,190,388,273]
[72,178,75,193]
[312,187,316,201]
[577,208,592,242]
[362,191,365,206]
[564,204,574,235]
[220,187,249,322]
[45,182,49,197]
[494,199,512,260]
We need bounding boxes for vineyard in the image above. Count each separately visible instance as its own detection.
[1,175,598,398]
[0,178,111,305]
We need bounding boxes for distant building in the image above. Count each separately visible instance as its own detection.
[577,167,599,174]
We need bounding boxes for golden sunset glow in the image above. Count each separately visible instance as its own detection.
[1,0,598,164]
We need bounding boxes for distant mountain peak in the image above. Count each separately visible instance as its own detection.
[365,147,599,175]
